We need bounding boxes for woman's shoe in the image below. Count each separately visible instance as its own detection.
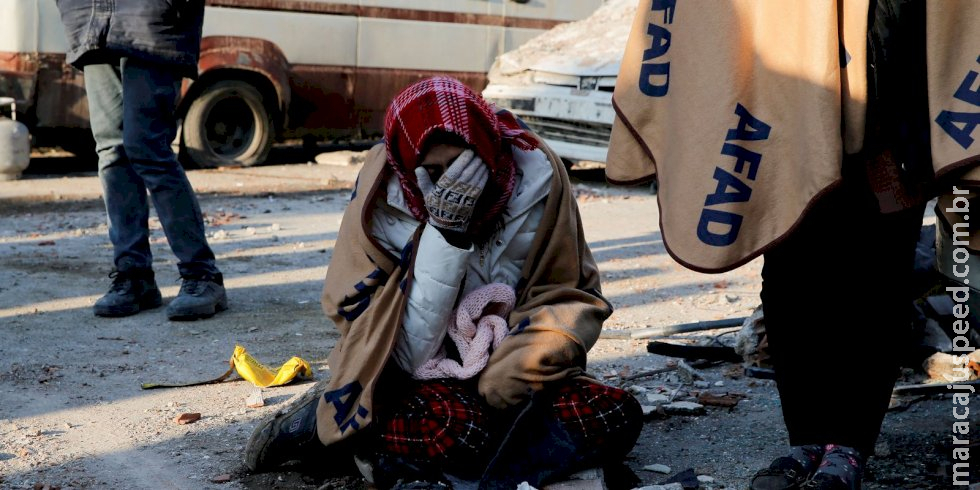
[801,445,863,490]
[750,445,823,490]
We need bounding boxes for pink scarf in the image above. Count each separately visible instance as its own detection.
[413,283,516,380]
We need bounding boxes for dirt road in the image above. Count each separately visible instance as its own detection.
[0,154,967,489]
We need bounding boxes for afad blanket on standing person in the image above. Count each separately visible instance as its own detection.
[606,0,980,272]
[315,141,611,447]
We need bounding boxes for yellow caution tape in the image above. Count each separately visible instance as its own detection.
[141,344,313,390]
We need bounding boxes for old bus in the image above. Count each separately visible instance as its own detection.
[0,0,603,167]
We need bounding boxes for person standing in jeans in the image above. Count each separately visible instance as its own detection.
[56,0,227,320]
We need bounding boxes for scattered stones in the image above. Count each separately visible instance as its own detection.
[675,361,704,383]
[713,380,725,387]
[640,405,660,418]
[174,413,201,425]
[646,393,670,405]
[693,381,710,389]
[211,474,232,484]
[697,475,715,483]
[642,464,672,474]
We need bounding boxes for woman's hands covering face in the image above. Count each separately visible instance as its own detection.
[414,149,489,233]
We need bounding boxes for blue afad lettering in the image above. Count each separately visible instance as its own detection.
[935,55,980,150]
[323,381,370,433]
[638,0,676,97]
[697,104,771,247]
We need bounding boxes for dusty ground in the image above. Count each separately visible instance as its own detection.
[0,150,972,489]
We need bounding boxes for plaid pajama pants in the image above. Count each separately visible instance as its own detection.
[373,378,642,466]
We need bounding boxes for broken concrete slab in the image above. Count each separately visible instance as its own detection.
[662,402,706,416]
[642,464,672,474]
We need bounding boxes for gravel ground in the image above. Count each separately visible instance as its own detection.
[0,152,972,489]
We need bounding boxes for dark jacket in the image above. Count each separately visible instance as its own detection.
[56,0,205,78]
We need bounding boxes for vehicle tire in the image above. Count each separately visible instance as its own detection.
[182,80,274,168]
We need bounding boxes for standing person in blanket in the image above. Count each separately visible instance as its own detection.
[606,1,978,489]
[244,77,643,489]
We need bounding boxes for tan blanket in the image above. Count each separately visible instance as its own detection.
[928,1,980,251]
[608,0,980,271]
[316,140,611,446]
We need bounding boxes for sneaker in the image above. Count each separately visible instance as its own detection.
[244,379,326,472]
[93,269,162,317]
[751,445,823,490]
[166,272,228,321]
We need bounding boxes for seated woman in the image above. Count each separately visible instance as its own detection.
[244,77,642,488]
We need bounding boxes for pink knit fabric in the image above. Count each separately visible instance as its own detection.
[414,283,516,380]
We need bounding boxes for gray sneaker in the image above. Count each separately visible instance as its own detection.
[166,272,228,321]
[93,269,162,317]
[244,378,328,472]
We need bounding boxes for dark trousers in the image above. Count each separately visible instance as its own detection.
[761,173,924,456]
[84,57,217,277]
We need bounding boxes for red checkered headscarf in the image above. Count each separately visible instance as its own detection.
[383,77,538,241]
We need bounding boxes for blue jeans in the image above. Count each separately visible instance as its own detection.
[84,57,218,277]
